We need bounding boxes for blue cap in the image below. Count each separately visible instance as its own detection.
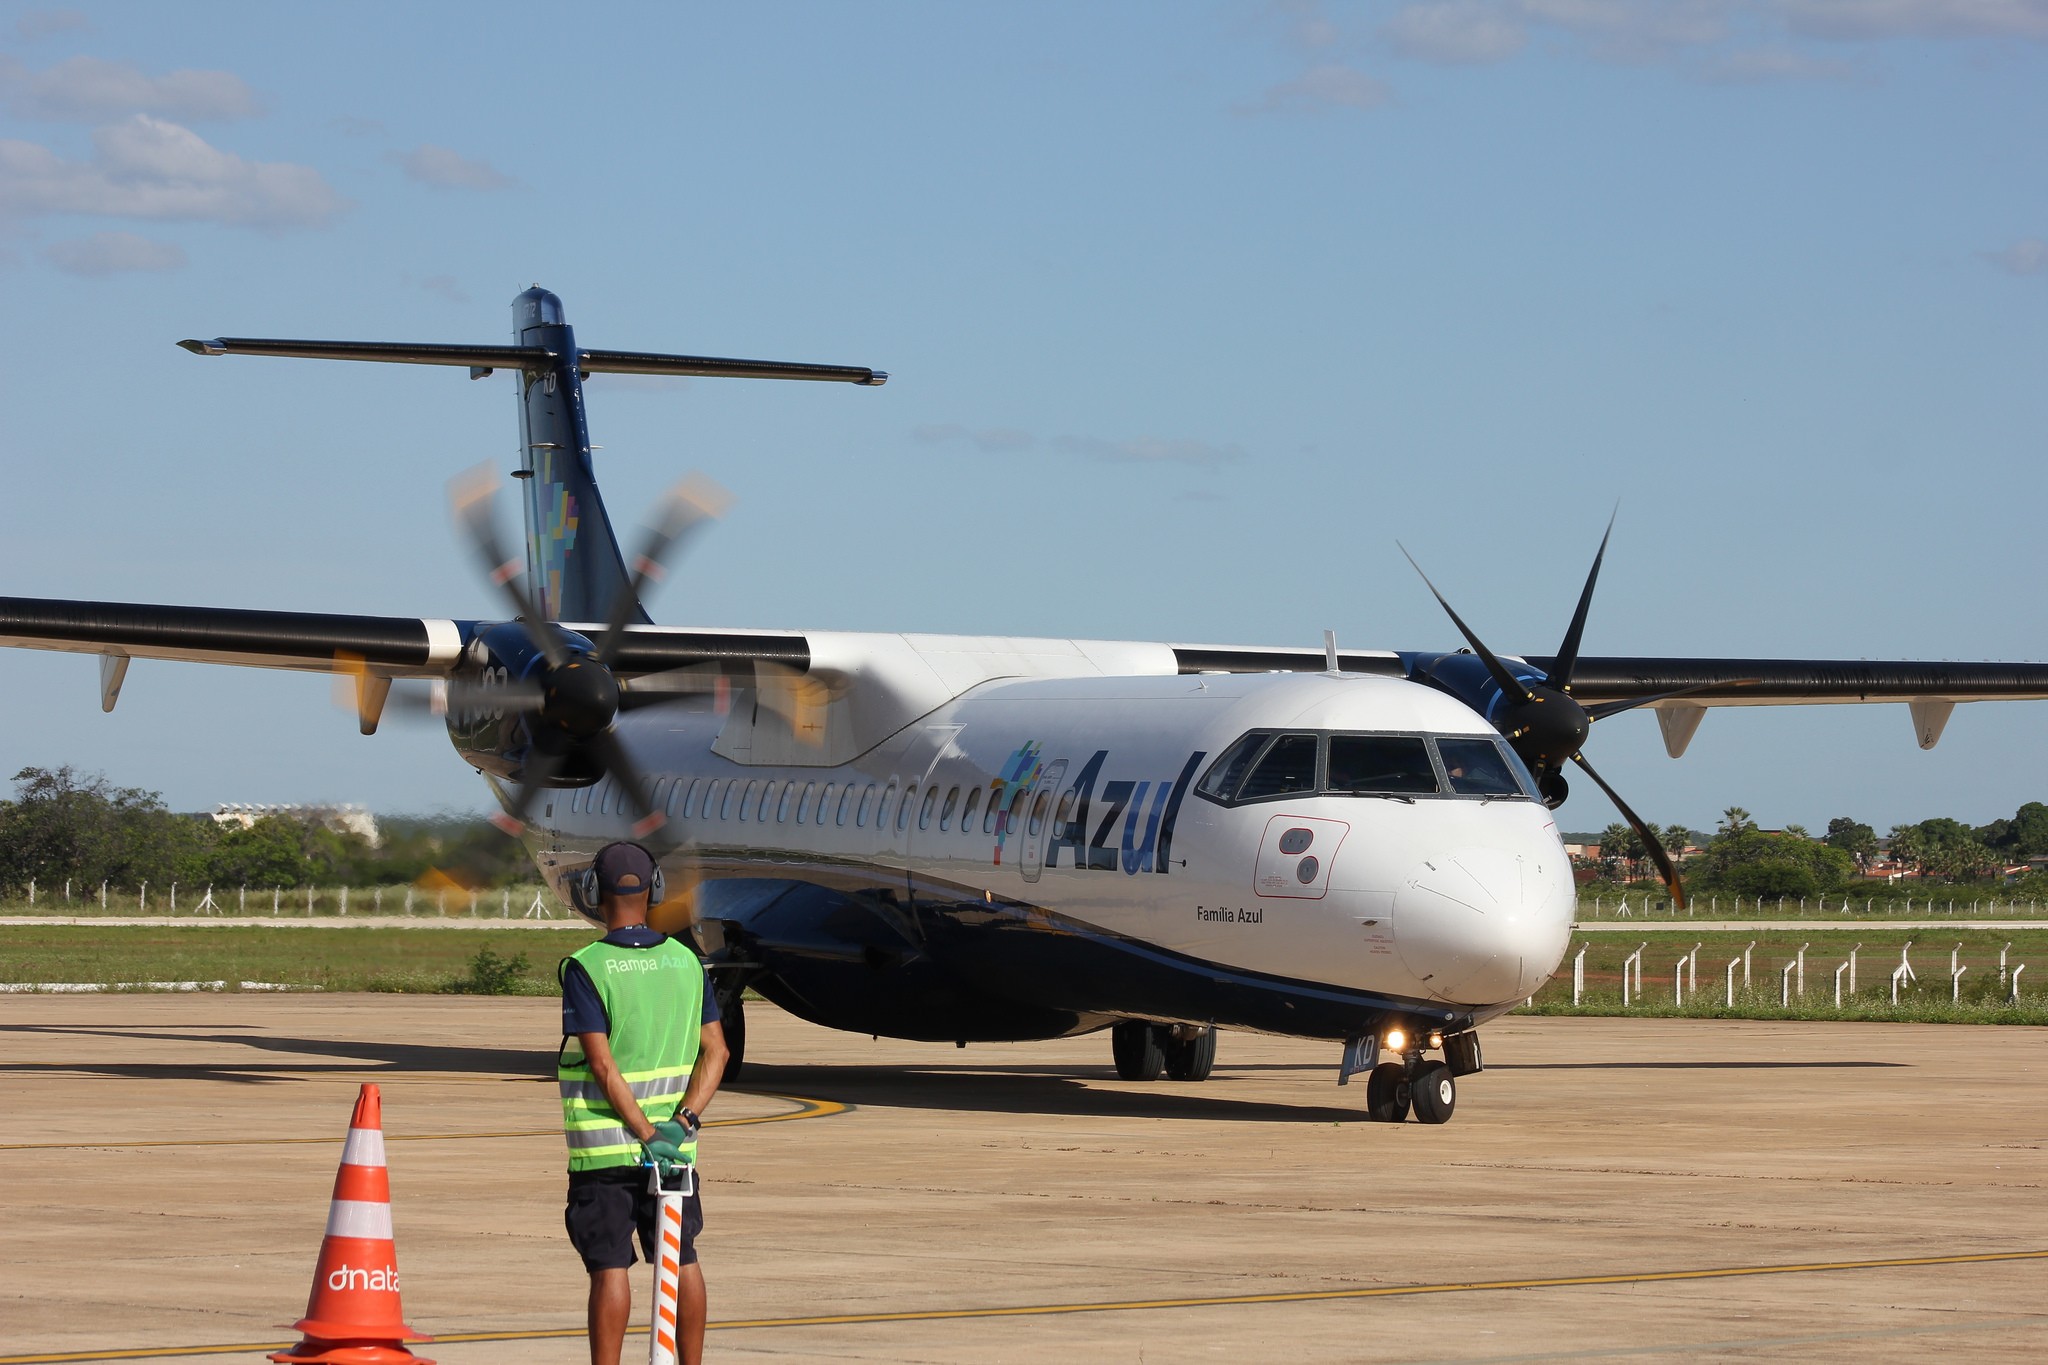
[592,842,657,897]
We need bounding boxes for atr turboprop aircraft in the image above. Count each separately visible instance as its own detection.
[7,288,2046,1125]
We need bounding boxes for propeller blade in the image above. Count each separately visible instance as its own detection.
[1398,545,1534,705]
[1583,678,1759,723]
[594,473,733,668]
[1569,752,1686,911]
[592,729,669,840]
[449,463,568,669]
[487,747,568,835]
[382,676,548,721]
[1548,510,1615,692]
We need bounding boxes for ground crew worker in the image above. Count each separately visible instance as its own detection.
[559,841,729,1365]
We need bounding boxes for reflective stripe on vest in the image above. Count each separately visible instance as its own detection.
[559,935,705,1171]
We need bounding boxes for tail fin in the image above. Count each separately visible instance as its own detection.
[180,286,887,627]
[511,287,643,625]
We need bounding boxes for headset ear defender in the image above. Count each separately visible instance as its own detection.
[577,842,665,911]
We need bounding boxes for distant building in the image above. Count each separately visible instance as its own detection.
[211,802,381,848]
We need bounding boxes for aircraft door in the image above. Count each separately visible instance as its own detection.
[1018,759,1066,884]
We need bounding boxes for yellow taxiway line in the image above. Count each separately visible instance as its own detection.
[0,1091,847,1152]
[7,1247,2044,1363]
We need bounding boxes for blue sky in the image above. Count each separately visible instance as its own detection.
[1,1,2043,836]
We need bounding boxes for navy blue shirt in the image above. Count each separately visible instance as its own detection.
[560,926,722,1036]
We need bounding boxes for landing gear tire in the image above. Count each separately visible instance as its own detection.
[718,990,746,1085]
[1163,1026,1217,1082]
[1111,1020,1166,1081]
[1365,1061,1411,1122]
[1410,1061,1456,1124]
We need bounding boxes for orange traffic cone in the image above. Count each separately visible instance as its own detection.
[271,1084,434,1365]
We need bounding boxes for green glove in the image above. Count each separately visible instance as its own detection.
[651,1118,690,1148]
[641,1135,688,1173]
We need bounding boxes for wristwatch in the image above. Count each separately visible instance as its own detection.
[679,1107,700,1130]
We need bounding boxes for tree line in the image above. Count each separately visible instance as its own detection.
[1590,801,2048,899]
[0,766,534,895]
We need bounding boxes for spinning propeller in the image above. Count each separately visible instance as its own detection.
[1402,519,1746,910]
[443,463,731,841]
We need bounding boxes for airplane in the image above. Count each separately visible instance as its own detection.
[6,286,2046,1126]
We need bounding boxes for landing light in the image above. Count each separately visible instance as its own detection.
[1428,1030,1444,1050]
[1385,1028,1407,1052]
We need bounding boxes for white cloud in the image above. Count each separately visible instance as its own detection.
[42,229,185,276]
[1054,435,1248,467]
[389,145,515,191]
[418,273,469,304]
[1701,44,1856,79]
[0,55,259,121]
[1241,62,1393,113]
[14,10,91,40]
[1383,2,1531,63]
[1773,0,2048,41]
[1980,238,2048,275]
[912,423,1036,452]
[0,115,347,229]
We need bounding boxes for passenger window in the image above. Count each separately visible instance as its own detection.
[739,780,759,821]
[877,783,897,829]
[1236,733,1319,801]
[895,784,915,832]
[1027,789,1051,836]
[1054,790,1076,832]
[857,784,876,827]
[1197,731,1273,802]
[778,784,795,822]
[920,786,940,830]
[836,784,853,826]
[1438,737,1521,796]
[1327,735,1439,795]
[701,780,721,820]
[670,779,693,817]
[960,787,981,832]
[719,782,737,821]
[938,786,958,831]
[757,782,777,821]
[1007,789,1029,832]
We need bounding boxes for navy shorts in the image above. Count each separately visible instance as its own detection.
[564,1166,704,1274]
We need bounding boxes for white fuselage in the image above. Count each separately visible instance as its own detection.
[524,658,1577,1033]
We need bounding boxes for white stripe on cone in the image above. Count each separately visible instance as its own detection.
[341,1126,387,1167]
[325,1199,396,1239]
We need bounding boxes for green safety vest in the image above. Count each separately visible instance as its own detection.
[558,936,705,1172]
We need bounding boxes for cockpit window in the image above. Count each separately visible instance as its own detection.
[1237,733,1319,801]
[1196,730,1272,802]
[1437,737,1521,796]
[1327,735,1439,795]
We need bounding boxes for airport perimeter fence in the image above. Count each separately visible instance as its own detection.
[1532,932,2044,1022]
[1577,892,2046,921]
[0,879,572,920]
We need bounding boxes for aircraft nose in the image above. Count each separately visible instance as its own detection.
[1394,844,1573,1004]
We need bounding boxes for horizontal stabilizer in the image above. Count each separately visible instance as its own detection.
[179,338,887,385]
[577,348,886,386]
[179,337,551,369]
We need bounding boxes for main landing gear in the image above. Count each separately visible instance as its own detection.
[1363,1029,1480,1125]
[1111,1021,1216,1082]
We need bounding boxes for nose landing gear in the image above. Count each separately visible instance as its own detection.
[1361,1028,1476,1123]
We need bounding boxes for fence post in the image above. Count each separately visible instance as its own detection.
[139,880,146,912]
[2012,963,2025,1005]
[273,887,280,915]
[1850,943,1860,995]
[1674,959,1684,1007]
[100,880,107,908]
[1952,965,1967,1003]
[307,885,314,915]
[501,888,510,918]
[374,887,383,913]
[1573,944,1586,1006]
[340,886,348,916]
[1744,941,1755,990]
[2000,942,2011,988]
[1797,943,1808,998]
[1781,961,1795,1008]
[239,885,246,913]
[1835,960,1848,1009]
[1951,942,1961,981]
[1634,943,1646,999]
[1900,940,1916,983]
[1688,943,1701,996]
[405,886,415,916]
[1726,958,1738,1007]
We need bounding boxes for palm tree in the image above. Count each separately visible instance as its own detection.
[1719,806,1754,837]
